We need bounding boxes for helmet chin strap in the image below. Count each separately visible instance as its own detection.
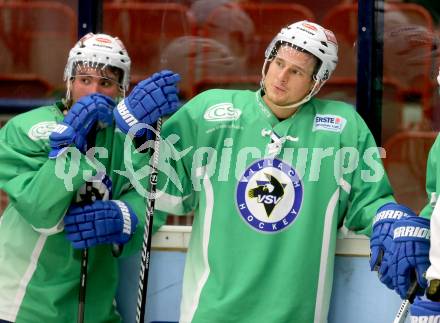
[260,58,323,110]
[64,80,73,109]
[273,80,321,110]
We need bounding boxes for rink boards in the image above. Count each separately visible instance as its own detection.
[116,225,405,323]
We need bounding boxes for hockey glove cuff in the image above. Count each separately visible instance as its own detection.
[64,200,138,249]
[369,203,414,289]
[390,216,431,299]
[114,70,180,137]
[410,297,440,321]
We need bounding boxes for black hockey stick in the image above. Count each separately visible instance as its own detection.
[77,176,112,322]
[78,248,88,323]
[77,181,96,323]
[135,118,163,323]
[77,128,104,323]
[393,277,421,323]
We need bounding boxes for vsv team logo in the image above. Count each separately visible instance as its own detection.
[236,158,303,233]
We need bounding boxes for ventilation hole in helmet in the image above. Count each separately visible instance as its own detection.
[321,41,328,47]
[303,41,307,45]
[319,49,325,54]
[119,51,124,55]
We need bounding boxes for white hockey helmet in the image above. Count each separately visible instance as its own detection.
[264,20,338,83]
[64,33,131,91]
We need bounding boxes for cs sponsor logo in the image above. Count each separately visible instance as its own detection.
[204,103,241,122]
[28,121,58,140]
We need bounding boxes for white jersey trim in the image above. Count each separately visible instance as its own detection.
[339,178,351,194]
[10,233,47,321]
[427,199,440,281]
[181,168,214,322]
[314,187,340,323]
[31,217,64,235]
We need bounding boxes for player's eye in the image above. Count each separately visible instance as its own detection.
[290,68,303,76]
[77,76,91,85]
[275,59,284,68]
[100,79,114,88]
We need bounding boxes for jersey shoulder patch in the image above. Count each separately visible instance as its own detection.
[312,114,346,133]
[28,121,58,140]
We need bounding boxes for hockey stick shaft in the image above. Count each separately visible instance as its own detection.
[77,127,102,323]
[393,280,420,323]
[136,118,162,323]
[77,248,88,323]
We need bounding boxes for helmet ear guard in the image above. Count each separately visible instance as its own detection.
[64,33,131,92]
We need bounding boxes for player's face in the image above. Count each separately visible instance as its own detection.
[70,66,121,103]
[263,46,316,109]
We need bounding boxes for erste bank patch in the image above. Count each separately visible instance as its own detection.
[313,114,346,133]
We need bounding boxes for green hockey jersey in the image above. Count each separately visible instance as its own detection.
[421,134,440,281]
[155,89,394,323]
[0,102,165,323]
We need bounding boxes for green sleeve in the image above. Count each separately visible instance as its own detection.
[0,123,94,231]
[420,134,440,218]
[154,101,199,216]
[339,114,395,236]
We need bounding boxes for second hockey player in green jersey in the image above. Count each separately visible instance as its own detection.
[0,33,180,323]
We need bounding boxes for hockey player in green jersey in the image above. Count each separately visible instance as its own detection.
[401,68,440,321]
[0,33,180,323]
[421,69,440,299]
[368,69,440,322]
[117,21,395,322]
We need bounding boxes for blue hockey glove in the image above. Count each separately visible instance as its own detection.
[114,70,180,137]
[64,200,138,249]
[410,298,440,321]
[389,216,431,299]
[369,203,413,289]
[49,93,115,158]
